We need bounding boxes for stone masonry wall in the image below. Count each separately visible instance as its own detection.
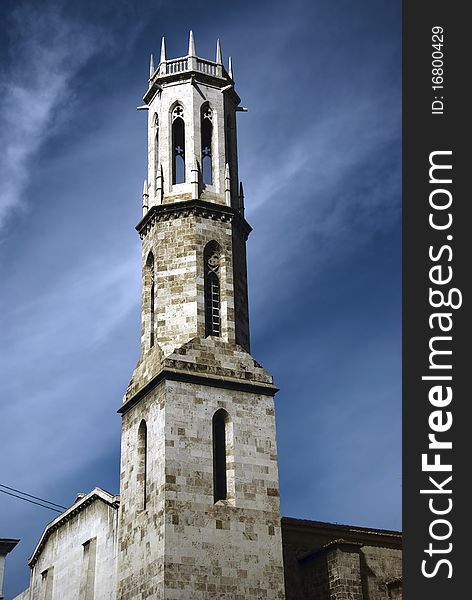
[162,379,285,599]
[326,546,363,600]
[281,519,402,600]
[231,225,250,351]
[360,546,402,600]
[289,543,402,600]
[118,45,285,599]
[117,383,166,600]
[138,212,252,358]
[118,357,285,599]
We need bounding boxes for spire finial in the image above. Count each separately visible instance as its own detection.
[188,30,196,57]
[216,38,222,64]
[160,37,166,63]
[228,56,233,80]
[156,165,163,204]
[239,181,245,214]
[191,155,200,200]
[224,163,231,205]
[149,54,154,79]
[142,180,149,215]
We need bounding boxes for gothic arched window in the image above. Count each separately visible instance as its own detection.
[137,420,148,510]
[204,241,221,337]
[225,113,232,168]
[201,104,213,185]
[153,113,159,183]
[213,409,230,502]
[172,104,185,184]
[145,252,155,348]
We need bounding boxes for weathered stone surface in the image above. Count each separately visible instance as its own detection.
[20,489,118,600]
[115,37,287,597]
[282,518,402,600]
[118,377,285,599]
[124,335,274,405]
[134,209,250,360]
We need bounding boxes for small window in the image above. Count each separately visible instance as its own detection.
[138,420,148,510]
[201,104,213,185]
[153,113,159,184]
[225,113,232,168]
[204,241,221,337]
[172,105,185,184]
[145,252,155,348]
[213,409,230,502]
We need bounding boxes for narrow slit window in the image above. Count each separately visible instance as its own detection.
[138,420,148,510]
[213,409,229,502]
[172,105,185,184]
[225,114,232,169]
[204,242,221,337]
[153,113,159,184]
[146,253,155,348]
[150,276,155,349]
[201,105,213,185]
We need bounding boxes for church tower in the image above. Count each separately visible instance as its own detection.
[117,33,286,599]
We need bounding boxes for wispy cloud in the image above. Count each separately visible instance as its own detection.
[0,2,401,596]
[228,11,401,296]
[239,42,400,315]
[0,250,139,481]
[0,4,105,230]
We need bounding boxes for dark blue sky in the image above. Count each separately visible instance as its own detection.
[0,0,401,596]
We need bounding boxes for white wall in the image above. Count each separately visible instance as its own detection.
[27,496,118,600]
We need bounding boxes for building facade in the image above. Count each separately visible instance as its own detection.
[10,33,401,600]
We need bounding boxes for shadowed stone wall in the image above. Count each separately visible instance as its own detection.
[282,518,402,600]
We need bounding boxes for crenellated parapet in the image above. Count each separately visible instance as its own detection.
[138,31,245,215]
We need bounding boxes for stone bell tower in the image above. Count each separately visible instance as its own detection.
[117,32,286,599]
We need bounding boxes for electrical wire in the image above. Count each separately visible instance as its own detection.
[0,483,67,509]
[0,488,63,513]
[0,483,67,512]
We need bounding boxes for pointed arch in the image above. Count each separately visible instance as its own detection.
[201,103,213,185]
[225,113,232,168]
[137,420,148,510]
[171,103,185,184]
[153,113,159,184]
[145,252,155,348]
[212,409,233,503]
[204,241,221,337]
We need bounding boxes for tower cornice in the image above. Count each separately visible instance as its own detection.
[136,198,252,240]
[118,368,278,416]
[144,60,240,105]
